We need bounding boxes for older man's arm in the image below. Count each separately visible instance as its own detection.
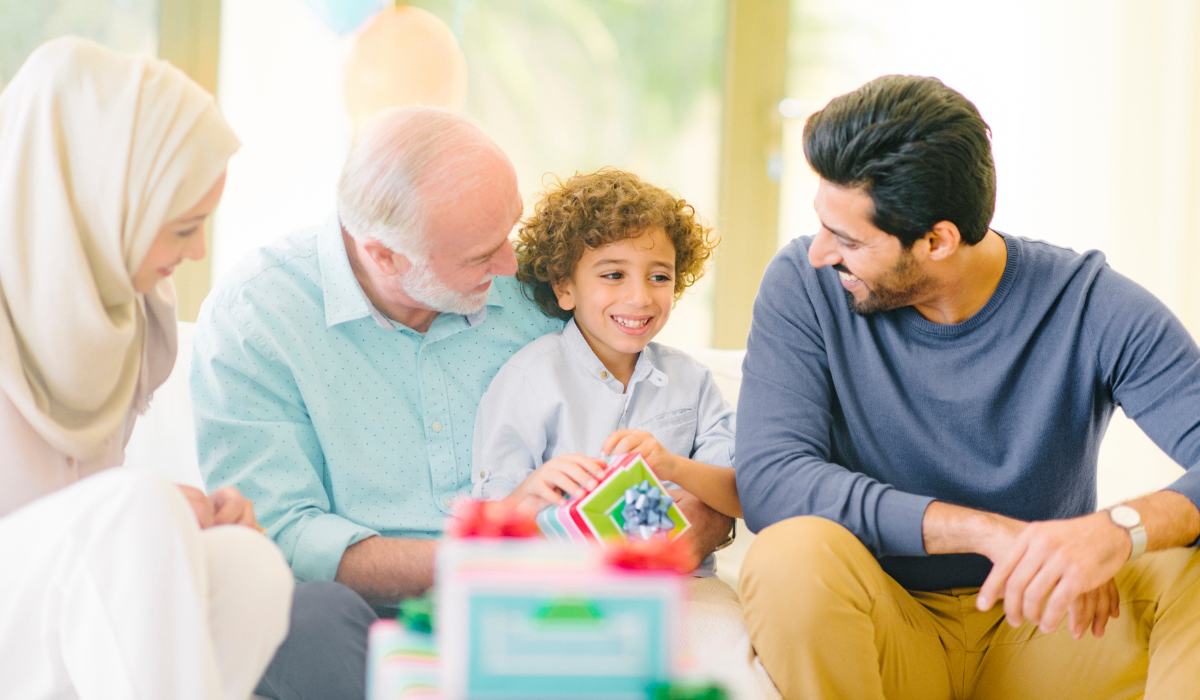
[671,489,734,567]
[192,297,382,584]
[335,537,438,607]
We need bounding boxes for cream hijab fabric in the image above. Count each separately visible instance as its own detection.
[0,37,239,460]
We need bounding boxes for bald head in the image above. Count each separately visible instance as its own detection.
[337,106,517,258]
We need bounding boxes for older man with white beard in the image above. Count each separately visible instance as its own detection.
[191,106,734,700]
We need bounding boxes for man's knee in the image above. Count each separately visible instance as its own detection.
[740,516,880,612]
[742,516,869,580]
[256,581,377,700]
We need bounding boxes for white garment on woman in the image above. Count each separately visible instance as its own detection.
[0,37,292,700]
[0,467,293,700]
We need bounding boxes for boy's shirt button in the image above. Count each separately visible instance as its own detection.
[600,370,608,379]
[431,421,443,432]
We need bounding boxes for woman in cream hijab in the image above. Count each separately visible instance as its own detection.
[0,37,292,699]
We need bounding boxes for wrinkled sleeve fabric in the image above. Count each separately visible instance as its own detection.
[1086,267,1200,511]
[470,360,550,500]
[688,365,736,470]
[735,247,933,557]
[191,297,377,583]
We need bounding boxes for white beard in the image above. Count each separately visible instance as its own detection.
[402,262,492,316]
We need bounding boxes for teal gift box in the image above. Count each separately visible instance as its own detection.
[438,539,684,700]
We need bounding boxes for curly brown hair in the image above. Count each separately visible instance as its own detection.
[515,168,718,321]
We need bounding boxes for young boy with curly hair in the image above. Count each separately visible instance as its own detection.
[471,168,740,528]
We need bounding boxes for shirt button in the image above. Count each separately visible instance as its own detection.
[443,496,452,506]
[431,421,442,432]
[600,370,608,379]
[479,471,486,478]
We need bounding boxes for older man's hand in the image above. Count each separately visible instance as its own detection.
[668,488,733,569]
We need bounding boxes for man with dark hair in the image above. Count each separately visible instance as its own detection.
[736,74,1200,698]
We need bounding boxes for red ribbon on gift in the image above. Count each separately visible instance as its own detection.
[446,499,539,538]
[604,537,694,574]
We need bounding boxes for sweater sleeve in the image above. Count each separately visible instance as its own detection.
[1087,266,1200,511]
[735,246,933,557]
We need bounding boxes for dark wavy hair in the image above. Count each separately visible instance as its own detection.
[515,168,717,321]
[803,75,996,247]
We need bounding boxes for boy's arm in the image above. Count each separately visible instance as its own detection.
[602,431,741,519]
[665,456,741,519]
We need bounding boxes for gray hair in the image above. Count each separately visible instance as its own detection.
[337,106,504,260]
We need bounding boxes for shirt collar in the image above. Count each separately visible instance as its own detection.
[318,211,510,331]
[562,318,669,393]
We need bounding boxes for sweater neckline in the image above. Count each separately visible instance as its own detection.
[896,232,1021,338]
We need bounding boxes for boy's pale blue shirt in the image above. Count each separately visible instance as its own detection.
[471,318,736,500]
[191,214,563,583]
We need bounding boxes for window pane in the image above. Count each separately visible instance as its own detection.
[214,0,726,348]
[0,0,159,88]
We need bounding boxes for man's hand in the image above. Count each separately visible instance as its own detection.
[503,454,607,514]
[177,484,260,531]
[975,512,1128,637]
[601,430,678,481]
[669,489,733,569]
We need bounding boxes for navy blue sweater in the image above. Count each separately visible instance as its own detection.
[736,233,1200,591]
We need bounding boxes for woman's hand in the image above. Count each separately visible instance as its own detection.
[504,454,607,513]
[209,486,260,529]
[176,484,260,530]
[600,430,678,481]
[177,485,215,529]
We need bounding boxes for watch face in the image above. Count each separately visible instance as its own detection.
[1110,505,1141,528]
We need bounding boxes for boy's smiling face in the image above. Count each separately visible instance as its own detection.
[555,227,676,377]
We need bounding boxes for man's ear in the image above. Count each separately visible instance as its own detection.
[924,221,962,262]
[553,278,576,312]
[362,238,408,276]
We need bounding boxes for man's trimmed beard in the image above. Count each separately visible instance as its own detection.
[842,246,934,316]
[402,259,493,316]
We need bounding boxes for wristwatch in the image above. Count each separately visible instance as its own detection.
[1107,505,1147,562]
[713,519,737,551]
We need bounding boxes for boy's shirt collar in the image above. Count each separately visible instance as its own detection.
[561,317,669,395]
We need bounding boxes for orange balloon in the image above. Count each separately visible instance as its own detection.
[344,6,468,137]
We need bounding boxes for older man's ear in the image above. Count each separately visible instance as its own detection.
[361,237,411,276]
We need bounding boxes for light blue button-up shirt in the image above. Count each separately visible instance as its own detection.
[471,318,736,499]
[191,214,563,583]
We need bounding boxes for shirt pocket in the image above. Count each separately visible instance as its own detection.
[638,408,697,457]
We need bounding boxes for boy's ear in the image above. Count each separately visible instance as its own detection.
[553,278,576,311]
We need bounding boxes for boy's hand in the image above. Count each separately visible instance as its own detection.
[601,430,679,481]
[505,454,607,513]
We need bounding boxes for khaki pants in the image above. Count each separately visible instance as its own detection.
[739,516,1200,700]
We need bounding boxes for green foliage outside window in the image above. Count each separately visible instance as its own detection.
[0,0,158,89]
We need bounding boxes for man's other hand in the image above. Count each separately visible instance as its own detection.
[976,512,1128,637]
[669,489,733,570]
